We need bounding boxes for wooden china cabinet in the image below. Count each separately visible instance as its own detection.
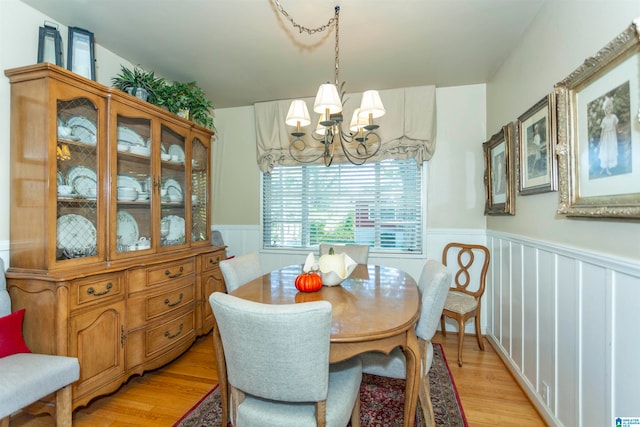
[4,63,225,410]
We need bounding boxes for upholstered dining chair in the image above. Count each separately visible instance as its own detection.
[439,242,490,367]
[359,260,452,426]
[219,252,262,292]
[209,292,362,427]
[319,244,369,265]
[0,258,80,427]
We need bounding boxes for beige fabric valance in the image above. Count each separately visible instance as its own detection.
[255,85,437,173]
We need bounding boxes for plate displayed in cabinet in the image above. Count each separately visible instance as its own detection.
[72,174,97,199]
[168,144,185,162]
[67,115,97,145]
[117,175,143,192]
[163,178,183,202]
[117,126,145,146]
[67,165,97,190]
[57,214,97,257]
[162,215,185,244]
[57,170,65,186]
[116,210,139,247]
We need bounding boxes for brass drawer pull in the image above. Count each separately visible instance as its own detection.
[87,282,113,297]
[164,293,184,307]
[164,324,183,339]
[165,266,184,279]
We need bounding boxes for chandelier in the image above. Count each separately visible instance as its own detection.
[275,1,386,166]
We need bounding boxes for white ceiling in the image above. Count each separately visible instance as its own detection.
[21,0,544,109]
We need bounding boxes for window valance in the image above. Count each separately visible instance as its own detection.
[255,85,437,173]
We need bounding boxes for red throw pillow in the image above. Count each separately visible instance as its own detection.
[0,308,32,358]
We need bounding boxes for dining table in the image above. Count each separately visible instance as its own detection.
[212,263,421,427]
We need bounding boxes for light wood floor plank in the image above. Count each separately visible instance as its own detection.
[9,331,546,426]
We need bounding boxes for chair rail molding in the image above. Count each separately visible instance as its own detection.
[486,230,640,427]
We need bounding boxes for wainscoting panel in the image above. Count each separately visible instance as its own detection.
[487,231,640,427]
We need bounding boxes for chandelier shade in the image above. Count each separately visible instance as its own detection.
[359,90,386,119]
[285,100,311,127]
[313,83,343,115]
[349,108,368,132]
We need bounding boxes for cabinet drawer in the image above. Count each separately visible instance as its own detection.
[200,251,224,272]
[129,258,195,293]
[127,277,195,329]
[145,311,195,357]
[71,273,123,310]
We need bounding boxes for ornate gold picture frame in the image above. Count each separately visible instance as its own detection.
[555,20,640,218]
[484,122,515,215]
[517,94,558,195]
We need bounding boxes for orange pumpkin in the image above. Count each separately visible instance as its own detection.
[295,272,323,293]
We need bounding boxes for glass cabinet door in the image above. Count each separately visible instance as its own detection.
[56,97,100,261]
[160,124,188,248]
[115,114,152,254]
[191,134,209,244]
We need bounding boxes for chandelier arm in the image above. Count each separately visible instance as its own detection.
[338,130,383,163]
[274,0,337,35]
[288,135,327,164]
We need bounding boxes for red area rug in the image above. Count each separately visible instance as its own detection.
[174,343,467,426]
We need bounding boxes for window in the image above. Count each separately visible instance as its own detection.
[262,159,423,253]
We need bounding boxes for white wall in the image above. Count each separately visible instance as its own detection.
[485,2,640,426]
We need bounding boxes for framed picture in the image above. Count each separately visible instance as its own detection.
[516,94,558,195]
[37,22,63,67]
[483,122,515,215]
[555,20,640,218]
[67,27,95,80]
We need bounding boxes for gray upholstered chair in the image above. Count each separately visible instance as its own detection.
[0,258,80,426]
[359,260,451,426]
[219,252,262,292]
[319,244,369,265]
[209,292,362,427]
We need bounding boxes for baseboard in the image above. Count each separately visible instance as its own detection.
[486,334,557,427]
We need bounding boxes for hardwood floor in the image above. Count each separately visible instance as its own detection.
[10,331,546,426]
[432,333,546,426]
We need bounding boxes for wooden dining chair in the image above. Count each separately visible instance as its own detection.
[209,292,362,427]
[219,252,262,292]
[359,259,452,426]
[319,244,369,264]
[440,242,490,367]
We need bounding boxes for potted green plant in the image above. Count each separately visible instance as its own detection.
[155,81,215,130]
[111,65,165,103]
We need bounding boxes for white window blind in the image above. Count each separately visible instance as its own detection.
[263,159,423,253]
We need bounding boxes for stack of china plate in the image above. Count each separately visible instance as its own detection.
[117,187,138,201]
[130,145,151,156]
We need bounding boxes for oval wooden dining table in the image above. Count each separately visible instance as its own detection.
[212,263,421,427]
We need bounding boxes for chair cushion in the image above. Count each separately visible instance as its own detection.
[0,353,80,418]
[444,291,478,314]
[361,341,434,379]
[0,309,31,358]
[236,357,362,427]
[360,347,407,379]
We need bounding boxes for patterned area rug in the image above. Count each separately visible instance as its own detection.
[174,343,467,427]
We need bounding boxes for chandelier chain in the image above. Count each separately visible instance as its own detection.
[274,1,341,86]
[274,0,337,35]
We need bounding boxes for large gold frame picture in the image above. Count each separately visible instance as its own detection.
[555,20,640,218]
